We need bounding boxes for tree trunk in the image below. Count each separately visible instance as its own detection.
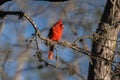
[88,0,120,80]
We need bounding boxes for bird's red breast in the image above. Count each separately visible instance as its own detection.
[48,19,64,41]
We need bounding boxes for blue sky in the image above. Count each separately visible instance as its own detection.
[0,0,107,80]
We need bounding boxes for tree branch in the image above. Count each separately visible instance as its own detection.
[23,13,119,64]
[0,10,119,67]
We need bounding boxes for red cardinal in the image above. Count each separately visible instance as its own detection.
[48,20,64,60]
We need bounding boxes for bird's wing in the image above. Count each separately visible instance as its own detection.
[48,27,53,38]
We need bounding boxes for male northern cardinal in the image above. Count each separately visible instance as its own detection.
[48,20,64,60]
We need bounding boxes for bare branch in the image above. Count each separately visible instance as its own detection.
[0,10,118,65]
[23,13,119,65]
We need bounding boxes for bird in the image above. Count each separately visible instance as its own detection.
[48,19,64,60]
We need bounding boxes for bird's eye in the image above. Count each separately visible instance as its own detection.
[59,23,64,28]
[60,24,63,26]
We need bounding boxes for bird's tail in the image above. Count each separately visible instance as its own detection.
[48,45,54,60]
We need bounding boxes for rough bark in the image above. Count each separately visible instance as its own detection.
[88,0,120,80]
